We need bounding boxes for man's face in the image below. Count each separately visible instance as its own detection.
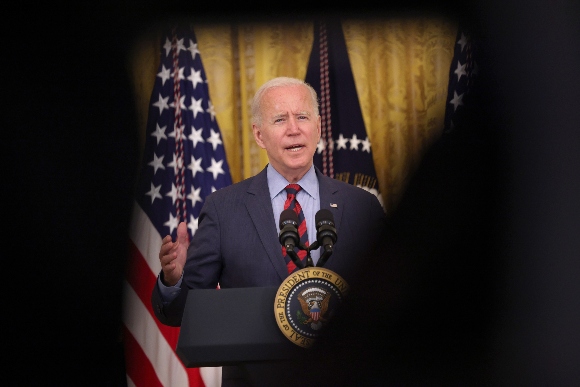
[252,84,321,182]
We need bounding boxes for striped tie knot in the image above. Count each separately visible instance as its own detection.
[285,184,301,194]
[284,184,301,208]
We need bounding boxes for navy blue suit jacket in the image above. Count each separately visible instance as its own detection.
[152,166,387,326]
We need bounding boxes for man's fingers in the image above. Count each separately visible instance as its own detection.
[177,222,189,244]
[160,235,180,256]
[159,231,184,284]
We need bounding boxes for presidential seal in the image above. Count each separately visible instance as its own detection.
[274,267,349,348]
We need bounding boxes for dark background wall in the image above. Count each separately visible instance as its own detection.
[6,0,580,385]
[6,5,140,385]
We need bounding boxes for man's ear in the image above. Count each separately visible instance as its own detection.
[253,124,266,149]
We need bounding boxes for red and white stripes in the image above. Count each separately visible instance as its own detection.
[123,203,221,387]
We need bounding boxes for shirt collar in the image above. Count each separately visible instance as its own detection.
[267,164,318,200]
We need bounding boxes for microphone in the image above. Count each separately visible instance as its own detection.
[315,209,337,267]
[279,209,304,269]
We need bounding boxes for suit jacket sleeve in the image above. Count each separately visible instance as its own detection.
[150,193,224,327]
[151,170,288,326]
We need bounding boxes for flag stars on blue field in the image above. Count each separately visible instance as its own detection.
[335,134,348,150]
[189,97,204,118]
[187,215,198,235]
[207,128,223,150]
[317,137,334,153]
[164,212,180,235]
[206,101,217,121]
[168,153,185,174]
[454,60,467,81]
[361,137,371,152]
[457,32,468,52]
[146,183,163,204]
[188,214,199,236]
[163,37,185,56]
[206,158,225,180]
[167,123,186,142]
[172,67,186,82]
[146,126,227,181]
[157,65,171,85]
[162,36,200,61]
[444,29,478,133]
[166,183,184,204]
[189,126,205,148]
[187,40,200,59]
[188,69,203,89]
[151,124,167,144]
[316,134,372,154]
[139,29,232,239]
[349,134,361,150]
[152,93,169,114]
[449,91,464,112]
[148,153,165,175]
[187,186,203,207]
[169,95,186,111]
[188,156,204,176]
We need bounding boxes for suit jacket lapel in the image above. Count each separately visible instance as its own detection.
[317,169,344,239]
[245,167,288,281]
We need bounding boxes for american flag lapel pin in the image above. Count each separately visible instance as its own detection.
[330,203,338,208]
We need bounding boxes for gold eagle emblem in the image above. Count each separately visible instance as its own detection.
[297,287,330,329]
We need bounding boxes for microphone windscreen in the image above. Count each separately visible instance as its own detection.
[315,209,335,226]
[280,208,299,229]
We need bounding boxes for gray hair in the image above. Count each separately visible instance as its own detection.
[250,77,320,127]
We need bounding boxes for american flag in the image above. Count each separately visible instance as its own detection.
[123,25,231,387]
[305,18,383,209]
[443,28,479,133]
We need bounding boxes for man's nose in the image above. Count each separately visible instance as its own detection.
[286,117,300,133]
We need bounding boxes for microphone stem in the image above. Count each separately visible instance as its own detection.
[316,250,332,267]
[305,250,314,268]
[286,249,304,269]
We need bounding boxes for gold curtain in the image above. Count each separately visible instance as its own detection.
[129,17,457,214]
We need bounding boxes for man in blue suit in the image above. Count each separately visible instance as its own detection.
[151,76,388,385]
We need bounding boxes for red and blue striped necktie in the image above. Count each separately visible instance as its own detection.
[283,184,309,273]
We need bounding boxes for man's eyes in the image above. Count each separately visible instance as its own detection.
[273,115,308,123]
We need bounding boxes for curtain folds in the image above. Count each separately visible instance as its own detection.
[130,17,457,213]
